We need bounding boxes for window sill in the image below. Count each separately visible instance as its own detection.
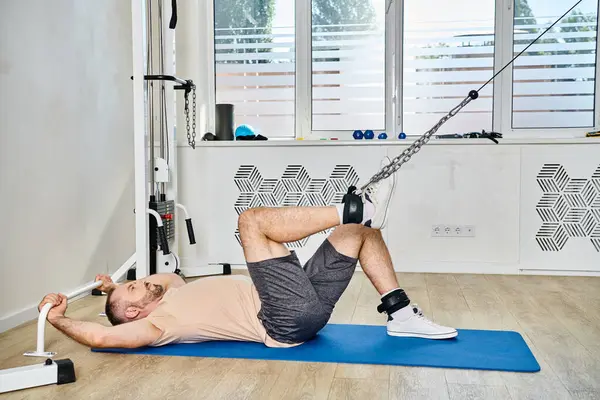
[180,137,600,148]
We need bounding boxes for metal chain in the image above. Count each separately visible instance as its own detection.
[358,1,582,193]
[191,86,197,148]
[359,94,474,192]
[184,90,191,147]
[183,85,196,149]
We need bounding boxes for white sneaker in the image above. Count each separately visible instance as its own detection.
[362,156,397,229]
[387,304,458,340]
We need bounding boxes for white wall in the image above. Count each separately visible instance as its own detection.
[176,140,600,277]
[0,1,135,331]
[170,0,600,278]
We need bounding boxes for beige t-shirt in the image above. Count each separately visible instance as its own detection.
[145,275,297,348]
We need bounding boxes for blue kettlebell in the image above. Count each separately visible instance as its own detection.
[353,130,364,140]
[364,130,374,139]
[398,132,406,139]
[235,124,256,138]
[378,132,388,139]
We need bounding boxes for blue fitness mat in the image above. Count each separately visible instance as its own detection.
[92,324,540,372]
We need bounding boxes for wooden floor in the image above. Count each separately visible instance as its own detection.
[2,272,600,400]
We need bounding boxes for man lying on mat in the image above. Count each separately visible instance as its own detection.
[38,157,457,350]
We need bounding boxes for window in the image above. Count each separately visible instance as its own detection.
[214,0,295,137]
[512,0,598,128]
[311,0,387,131]
[403,0,495,135]
[211,0,600,139]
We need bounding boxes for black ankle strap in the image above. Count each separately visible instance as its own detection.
[377,289,410,315]
[342,186,363,224]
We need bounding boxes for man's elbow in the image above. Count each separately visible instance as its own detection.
[90,332,111,348]
[90,330,128,349]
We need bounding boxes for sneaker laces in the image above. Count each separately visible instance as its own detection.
[410,304,445,327]
[363,182,381,205]
[412,304,424,317]
[364,184,377,199]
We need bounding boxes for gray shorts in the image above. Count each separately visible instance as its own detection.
[246,239,358,344]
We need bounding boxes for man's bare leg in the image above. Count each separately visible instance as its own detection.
[238,206,343,263]
[238,157,399,264]
[325,224,399,295]
[326,224,458,339]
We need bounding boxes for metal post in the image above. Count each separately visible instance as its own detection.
[147,0,156,198]
[133,0,149,278]
[162,0,178,254]
[158,0,167,197]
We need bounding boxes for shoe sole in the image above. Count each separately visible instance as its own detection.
[387,329,458,340]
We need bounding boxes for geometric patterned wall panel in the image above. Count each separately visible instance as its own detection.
[536,163,600,252]
[233,164,359,248]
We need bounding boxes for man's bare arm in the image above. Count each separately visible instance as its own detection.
[50,316,161,349]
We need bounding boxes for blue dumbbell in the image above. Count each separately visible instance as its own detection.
[364,130,374,139]
[353,130,364,140]
[398,132,406,139]
[378,132,388,139]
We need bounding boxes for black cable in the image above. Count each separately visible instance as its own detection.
[159,0,168,168]
[477,0,583,93]
[169,0,177,29]
[163,86,170,165]
[158,0,170,167]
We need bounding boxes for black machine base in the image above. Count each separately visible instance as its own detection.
[222,263,232,275]
[127,268,137,281]
[54,359,76,385]
[125,265,230,280]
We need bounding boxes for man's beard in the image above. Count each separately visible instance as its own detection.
[146,283,164,300]
[136,283,165,307]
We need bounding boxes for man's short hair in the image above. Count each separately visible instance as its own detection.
[105,289,126,326]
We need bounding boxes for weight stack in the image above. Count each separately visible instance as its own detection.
[149,199,175,275]
[215,104,234,140]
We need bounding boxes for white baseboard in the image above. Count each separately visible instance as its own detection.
[394,262,520,275]
[394,262,600,276]
[0,287,95,334]
[0,304,40,334]
[1,256,135,334]
[228,262,520,275]
[517,268,600,276]
[182,264,231,278]
[227,261,599,276]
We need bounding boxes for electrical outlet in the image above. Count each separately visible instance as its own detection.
[431,225,475,237]
[463,225,476,237]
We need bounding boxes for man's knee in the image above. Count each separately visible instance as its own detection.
[331,223,376,240]
[238,208,262,234]
[364,226,383,240]
[238,209,263,248]
[333,223,364,234]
